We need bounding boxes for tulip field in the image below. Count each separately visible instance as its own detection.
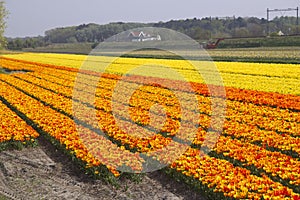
[0,53,300,199]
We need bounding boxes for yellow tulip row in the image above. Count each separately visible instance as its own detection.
[1,56,299,109]
[2,53,300,95]
[4,52,300,79]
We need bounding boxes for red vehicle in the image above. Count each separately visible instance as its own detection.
[201,38,224,49]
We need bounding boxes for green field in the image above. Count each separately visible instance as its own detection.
[218,35,300,48]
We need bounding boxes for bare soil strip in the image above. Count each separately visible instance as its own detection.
[0,137,206,200]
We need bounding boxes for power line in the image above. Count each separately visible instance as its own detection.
[267,7,299,36]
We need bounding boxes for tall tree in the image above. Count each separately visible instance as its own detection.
[0,1,8,49]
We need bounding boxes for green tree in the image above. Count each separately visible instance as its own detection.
[0,1,8,49]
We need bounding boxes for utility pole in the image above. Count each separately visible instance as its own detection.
[297,7,299,35]
[233,15,236,37]
[209,16,212,39]
[267,8,269,36]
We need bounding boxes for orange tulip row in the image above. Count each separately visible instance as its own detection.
[214,136,300,186]
[1,57,299,197]
[14,70,299,142]
[110,79,299,137]
[172,148,300,200]
[1,62,299,149]
[1,81,298,200]
[130,82,300,193]
[1,57,300,198]
[1,74,175,153]
[1,56,299,123]
[3,70,300,189]
[0,100,39,144]
[5,69,299,156]
[0,78,145,176]
[110,82,300,187]
[21,67,299,139]
[226,108,299,138]
[222,120,300,155]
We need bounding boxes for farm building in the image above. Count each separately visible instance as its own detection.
[128,31,161,42]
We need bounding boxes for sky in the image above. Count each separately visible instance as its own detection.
[4,0,300,38]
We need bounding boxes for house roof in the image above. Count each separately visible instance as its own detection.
[129,31,150,37]
[129,31,142,37]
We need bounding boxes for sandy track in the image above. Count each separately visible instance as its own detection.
[0,138,206,200]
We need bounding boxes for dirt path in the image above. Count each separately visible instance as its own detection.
[0,138,206,200]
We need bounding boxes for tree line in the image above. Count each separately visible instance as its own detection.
[0,1,8,49]
[6,16,300,50]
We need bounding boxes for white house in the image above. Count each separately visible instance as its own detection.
[128,31,161,42]
[278,30,284,36]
